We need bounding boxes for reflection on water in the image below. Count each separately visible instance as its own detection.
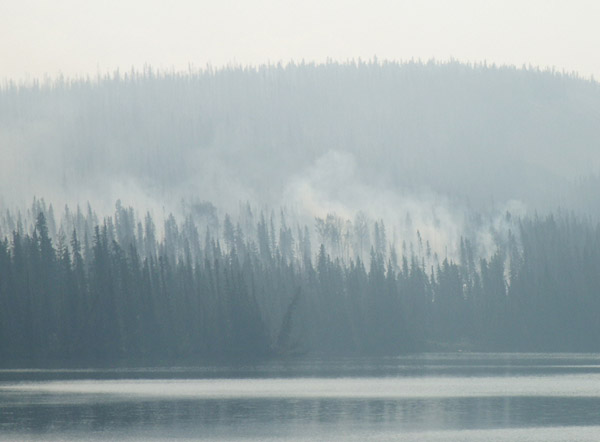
[1,353,600,441]
[5,375,600,400]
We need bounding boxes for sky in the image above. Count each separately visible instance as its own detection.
[1,0,600,81]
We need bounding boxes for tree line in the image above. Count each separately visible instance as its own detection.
[1,200,599,366]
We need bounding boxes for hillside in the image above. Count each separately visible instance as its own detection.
[1,61,599,216]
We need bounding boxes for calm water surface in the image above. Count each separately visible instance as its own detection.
[1,353,600,441]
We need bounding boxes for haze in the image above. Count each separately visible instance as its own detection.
[5,3,600,440]
[2,0,600,82]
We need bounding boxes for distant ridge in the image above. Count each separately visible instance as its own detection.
[1,60,599,216]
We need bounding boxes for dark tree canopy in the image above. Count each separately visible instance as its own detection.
[1,201,599,366]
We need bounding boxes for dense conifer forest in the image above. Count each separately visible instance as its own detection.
[2,61,600,364]
[2,60,600,215]
[1,199,599,365]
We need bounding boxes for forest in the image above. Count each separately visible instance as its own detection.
[1,198,599,366]
[2,60,600,216]
[2,61,600,364]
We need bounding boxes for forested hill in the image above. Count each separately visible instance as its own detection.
[1,201,600,365]
[1,61,600,214]
[2,62,600,364]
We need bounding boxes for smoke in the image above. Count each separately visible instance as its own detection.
[6,61,596,264]
[283,150,526,263]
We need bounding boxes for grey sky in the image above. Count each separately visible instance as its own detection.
[2,0,600,81]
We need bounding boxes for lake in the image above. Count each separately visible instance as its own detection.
[1,353,600,441]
